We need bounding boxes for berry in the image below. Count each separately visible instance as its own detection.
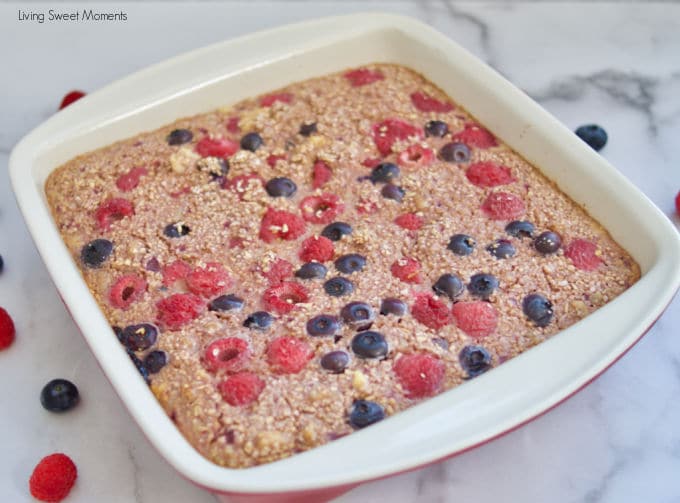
[411,294,451,330]
[263,282,309,315]
[390,257,422,284]
[161,259,191,286]
[295,262,328,280]
[156,293,205,330]
[263,258,294,285]
[467,273,499,299]
[372,118,423,156]
[143,350,167,374]
[300,193,345,224]
[398,144,436,169]
[381,184,405,202]
[433,273,464,300]
[108,274,147,309]
[565,239,603,271]
[95,197,134,230]
[116,167,148,191]
[80,239,113,268]
[226,116,240,133]
[341,302,375,329]
[534,231,562,254]
[0,254,3,273]
[186,262,232,297]
[312,160,333,189]
[370,162,400,184]
[394,353,445,398]
[410,91,454,113]
[267,336,314,374]
[196,157,229,180]
[452,123,497,148]
[204,337,250,373]
[505,220,535,238]
[196,137,239,158]
[40,379,79,413]
[209,294,245,312]
[395,213,424,230]
[335,254,366,274]
[344,68,384,87]
[223,173,265,199]
[299,122,317,136]
[145,257,161,272]
[320,351,350,373]
[447,234,476,256]
[361,157,382,168]
[59,90,85,109]
[166,128,193,145]
[267,154,287,167]
[306,314,341,337]
[119,323,158,351]
[163,222,191,238]
[349,400,385,429]
[240,132,264,152]
[321,222,352,241]
[424,120,449,137]
[486,239,516,259]
[523,294,554,327]
[459,345,492,377]
[299,236,335,263]
[439,142,471,163]
[323,277,354,297]
[380,298,407,316]
[575,124,608,151]
[29,453,77,502]
[260,92,293,107]
[481,192,525,220]
[243,311,273,330]
[219,373,265,406]
[351,331,388,359]
[127,349,150,383]
[452,301,498,338]
[259,208,307,243]
[466,161,515,187]
[675,190,680,215]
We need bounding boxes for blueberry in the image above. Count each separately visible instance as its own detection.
[209,294,244,312]
[575,124,608,151]
[341,302,375,329]
[166,128,193,145]
[143,350,167,374]
[265,177,297,198]
[299,122,317,136]
[120,323,159,351]
[425,120,449,138]
[112,325,123,342]
[349,400,385,429]
[351,331,388,359]
[534,231,562,254]
[380,298,407,316]
[295,262,328,280]
[505,220,535,238]
[433,273,464,300]
[439,142,471,163]
[324,277,354,297]
[40,379,80,412]
[335,254,366,274]
[164,222,190,238]
[370,162,400,184]
[0,254,4,274]
[243,311,273,330]
[321,222,352,242]
[127,349,150,384]
[447,234,476,256]
[381,184,405,202]
[307,314,340,337]
[196,157,229,179]
[522,294,554,327]
[320,351,350,373]
[459,345,492,378]
[467,273,499,299]
[486,239,516,259]
[240,132,264,152]
[80,239,113,268]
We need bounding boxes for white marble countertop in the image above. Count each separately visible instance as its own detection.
[1,2,679,502]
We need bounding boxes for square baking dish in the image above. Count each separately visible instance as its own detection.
[9,12,680,503]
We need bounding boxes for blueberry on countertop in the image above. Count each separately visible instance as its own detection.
[40,379,80,412]
[575,124,608,151]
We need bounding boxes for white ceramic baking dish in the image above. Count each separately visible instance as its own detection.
[9,12,680,503]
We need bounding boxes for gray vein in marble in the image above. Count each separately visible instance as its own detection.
[415,462,448,502]
[439,0,496,68]
[583,456,628,503]
[127,445,143,503]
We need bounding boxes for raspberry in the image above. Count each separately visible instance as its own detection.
[259,208,307,243]
[204,337,251,373]
[466,161,515,187]
[361,157,382,168]
[390,257,422,284]
[108,274,147,310]
[186,262,232,297]
[29,453,77,502]
[0,307,16,350]
[451,301,498,338]
[565,239,603,271]
[219,372,265,406]
[299,236,334,262]
[156,293,205,330]
[263,258,293,285]
[675,190,680,215]
[115,167,148,191]
[226,116,240,133]
[95,197,134,230]
[394,213,424,230]
[266,154,287,167]
[223,173,265,200]
[266,336,314,374]
[411,294,451,329]
[312,160,333,189]
[59,91,85,110]
[397,144,435,169]
[300,193,345,224]
[260,92,293,107]
[161,259,192,286]
[452,123,498,149]
[263,281,309,315]
[372,118,423,156]
[394,353,446,398]
[481,192,525,220]
[344,68,385,87]
[195,137,239,158]
[410,91,454,113]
